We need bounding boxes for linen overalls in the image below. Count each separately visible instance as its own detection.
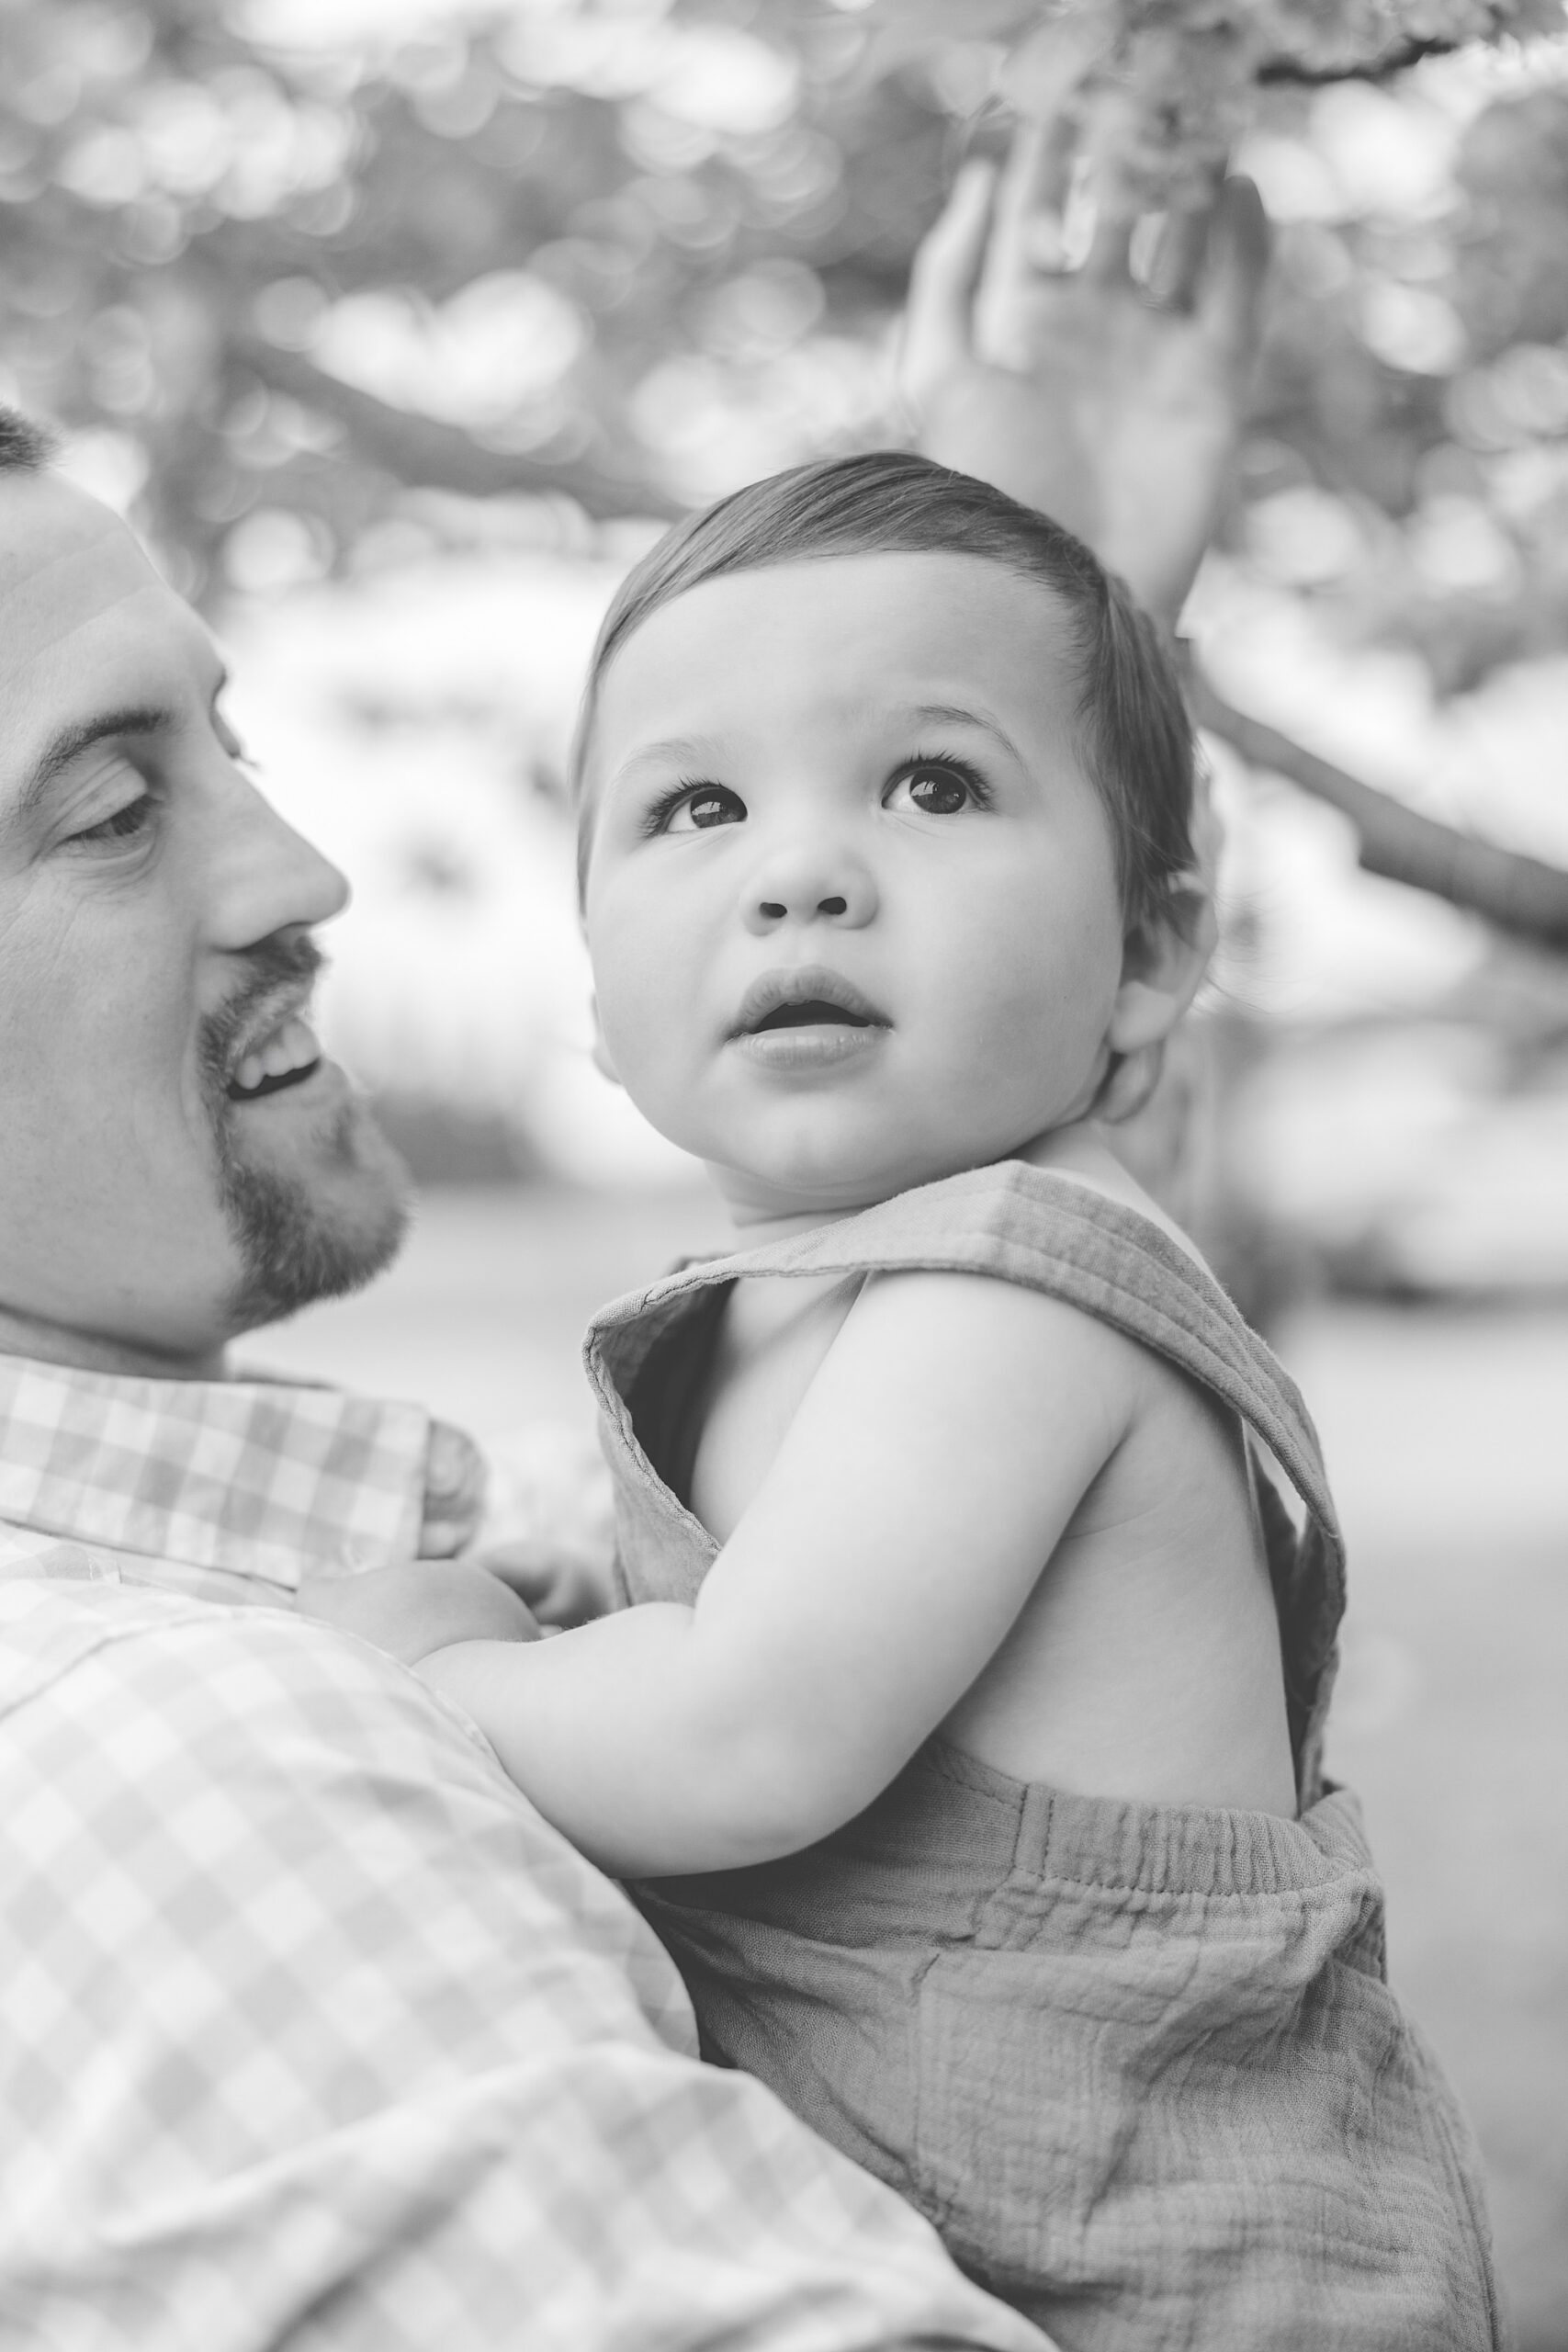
[584,1162,1503,2352]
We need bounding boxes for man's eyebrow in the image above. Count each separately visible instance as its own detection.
[11,705,176,831]
[907,701,1027,764]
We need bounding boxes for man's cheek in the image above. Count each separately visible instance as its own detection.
[0,910,84,1070]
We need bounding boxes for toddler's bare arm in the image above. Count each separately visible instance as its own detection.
[414,1272,1139,1877]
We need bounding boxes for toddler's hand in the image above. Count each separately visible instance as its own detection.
[475,1418,618,1626]
[299,1560,543,1665]
[473,1539,617,1630]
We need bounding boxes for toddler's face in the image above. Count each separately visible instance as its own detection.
[581,550,1140,1222]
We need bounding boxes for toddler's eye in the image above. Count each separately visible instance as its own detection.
[884,760,985,817]
[656,783,747,834]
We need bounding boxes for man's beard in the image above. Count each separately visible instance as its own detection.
[201,935,412,1332]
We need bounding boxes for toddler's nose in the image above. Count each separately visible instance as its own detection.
[744,838,877,933]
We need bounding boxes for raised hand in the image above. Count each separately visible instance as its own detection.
[900,121,1269,628]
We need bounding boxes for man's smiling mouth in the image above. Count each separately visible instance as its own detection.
[226,1010,323,1102]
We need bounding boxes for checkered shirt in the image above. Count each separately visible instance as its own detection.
[0,1352,489,1602]
[0,1357,1050,2352]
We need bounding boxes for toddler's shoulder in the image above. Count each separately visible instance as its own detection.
[848,1248,1151,1453]
[837,1130,1230,1432]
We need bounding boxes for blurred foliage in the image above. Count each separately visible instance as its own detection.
[3,0,1568,699]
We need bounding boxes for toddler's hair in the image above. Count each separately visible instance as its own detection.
[571,450,1195,931]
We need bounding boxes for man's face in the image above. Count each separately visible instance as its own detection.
[0,473,409,1372]
[581,550,1133,1224]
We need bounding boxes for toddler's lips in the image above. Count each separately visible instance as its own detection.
[729,967,891,1072]
[730,966,889,1039]
[735,1025,887,1071]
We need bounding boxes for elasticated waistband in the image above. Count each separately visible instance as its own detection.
[919,1738,1374,1900]
[648,1736,1382,1954]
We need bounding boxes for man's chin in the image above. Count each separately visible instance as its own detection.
[219,1094,413,1333]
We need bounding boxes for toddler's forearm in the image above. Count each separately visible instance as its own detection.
[416,1605,837,1877]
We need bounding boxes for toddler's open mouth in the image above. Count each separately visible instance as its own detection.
[730,967,890,1070]
[750,999,873,1031]
[732,967,889,1038]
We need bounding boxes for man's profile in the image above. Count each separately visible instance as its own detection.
[0,410,407,1375]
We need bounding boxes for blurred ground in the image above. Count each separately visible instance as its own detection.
[1282,1300,1568,2347]
[257,1180,1568,2348]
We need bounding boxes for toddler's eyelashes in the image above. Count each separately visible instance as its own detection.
[884,758,987,816]
[644,782,748,836]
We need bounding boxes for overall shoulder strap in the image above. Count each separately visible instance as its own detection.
[733,1164,1346,1798]
[765,1170,1333,1509]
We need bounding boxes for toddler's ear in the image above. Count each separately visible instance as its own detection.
[589,998,622,1088]
[1107,870,1215,1062]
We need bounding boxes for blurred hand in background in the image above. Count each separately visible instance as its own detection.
[476,1419,620,1626]
[901,123,1270,629]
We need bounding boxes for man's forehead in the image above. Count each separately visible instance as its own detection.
[0,472,214,683]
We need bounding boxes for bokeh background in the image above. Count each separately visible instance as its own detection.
[5,0,1565,2336]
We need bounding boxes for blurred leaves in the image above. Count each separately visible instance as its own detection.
[2,0,1567,700]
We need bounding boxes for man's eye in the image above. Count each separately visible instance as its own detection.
[654,783,747,834]
[65,794,155,850]
[884,760,986,817]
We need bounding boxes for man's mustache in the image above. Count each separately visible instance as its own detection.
[200,933,325,1102]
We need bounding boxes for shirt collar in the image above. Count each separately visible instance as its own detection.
[0,1353,487,1591]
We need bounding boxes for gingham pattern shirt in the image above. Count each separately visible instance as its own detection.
[0,1353,488,1600]
[0,1356,1050,2352]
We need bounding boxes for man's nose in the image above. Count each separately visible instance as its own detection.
[205,766,350,948]
[742,831,877,935]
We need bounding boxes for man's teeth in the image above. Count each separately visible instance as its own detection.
[232,1015,321,1097]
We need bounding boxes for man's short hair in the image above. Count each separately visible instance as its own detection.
[0,404,58,473]
[570,451,1196,933]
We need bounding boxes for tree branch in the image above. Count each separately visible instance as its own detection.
[233,337,682,524]
[1257,34,1465,84]
[1190,671,1568,956]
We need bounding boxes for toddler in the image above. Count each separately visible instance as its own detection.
[347,455,1501,2348]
